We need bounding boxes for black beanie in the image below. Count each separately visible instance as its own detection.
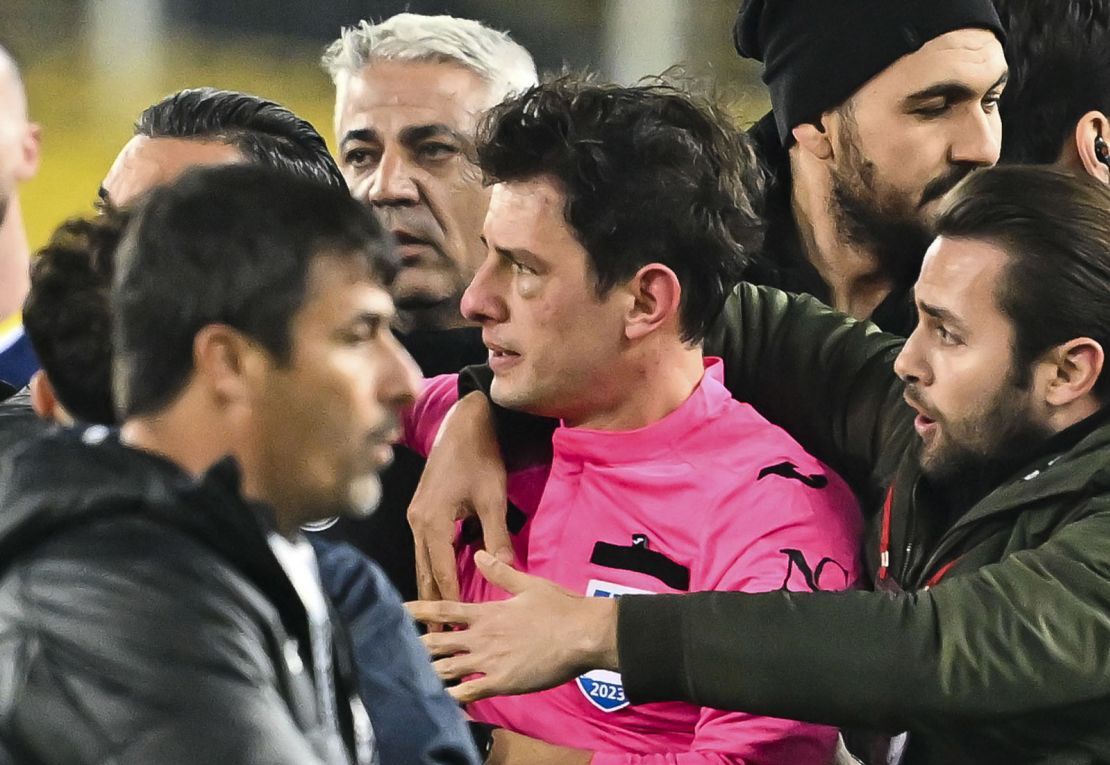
[734,0,1005,144]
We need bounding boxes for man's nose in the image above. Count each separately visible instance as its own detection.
[460,255,508,325]
[368,150,420,206]
[893,326,931,386]
[951,108,1001,168]
[379,333,422,412]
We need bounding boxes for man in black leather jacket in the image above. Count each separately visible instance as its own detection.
[17,207,480,765]
[0,165,421,763]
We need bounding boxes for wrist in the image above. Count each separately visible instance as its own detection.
[577,596,620,673]
[435,391,495,450]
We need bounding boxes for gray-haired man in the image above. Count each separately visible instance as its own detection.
[319,14,537,602]
[323,14,537,335]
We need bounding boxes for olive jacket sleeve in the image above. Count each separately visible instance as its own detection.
[617,496,1110,731]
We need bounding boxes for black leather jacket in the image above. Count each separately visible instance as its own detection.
[0,427,372,764]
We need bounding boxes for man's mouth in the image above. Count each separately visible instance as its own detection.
[393,231,436,262]
[904,392,939,437]
[485,339,521,370]
[366,425,401,469]
[919,166,976,207]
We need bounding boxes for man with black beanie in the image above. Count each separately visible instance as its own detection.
[736,0,1008,335]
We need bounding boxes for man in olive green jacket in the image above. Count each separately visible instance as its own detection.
[407,165,1110,764]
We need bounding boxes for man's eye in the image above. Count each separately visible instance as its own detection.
[510,260,536,276]
[419,143,458,161]
[982,94,1002,113]
[935,325,960,345]
[914,103,950,119]
[343,148,378,169]
[345,320,383,343]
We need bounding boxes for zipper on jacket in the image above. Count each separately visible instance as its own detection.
[900,542,914,583]
[898,482,920,585]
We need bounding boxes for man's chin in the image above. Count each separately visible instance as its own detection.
[392,271,458,309]
[917,438,960,482]
[345,473,384,519]
[490,379,526,410]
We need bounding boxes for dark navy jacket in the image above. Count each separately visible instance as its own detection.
[310,539,480,765]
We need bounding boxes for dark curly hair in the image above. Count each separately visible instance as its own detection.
[23,208,129,425]
[476,75,764,343]
[136,87,347,194]
[995,0,1110,164]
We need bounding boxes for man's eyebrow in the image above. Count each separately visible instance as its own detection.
[495,246,540,262]
[339,127,380,149]
[902,71,1009,107]
[919,301,968,330]
[349,307,394,327]
[398,123,470,146]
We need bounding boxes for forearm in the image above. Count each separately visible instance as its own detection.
[616,589,919,731]
[616,520,1110,732]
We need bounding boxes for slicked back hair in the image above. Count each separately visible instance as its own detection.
[476,75,765,344]
[936,165,1110,398]
[114,165,396,418]
[136,87,347,193]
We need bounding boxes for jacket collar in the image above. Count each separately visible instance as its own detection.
[0,427,309,641]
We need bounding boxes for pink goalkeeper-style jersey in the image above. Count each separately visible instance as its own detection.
[404,359,863,765]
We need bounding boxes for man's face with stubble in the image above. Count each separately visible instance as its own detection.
[823,29,1008,281]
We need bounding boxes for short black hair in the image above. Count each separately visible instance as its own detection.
[936,165,1110,399]
[995,0,1110,164]
[136,87,347,193]
[475,75,764,344]
[114,164,397,418]
[23,210,129,425]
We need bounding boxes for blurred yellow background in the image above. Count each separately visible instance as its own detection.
[20,35,340,249]
[10,1,768,251]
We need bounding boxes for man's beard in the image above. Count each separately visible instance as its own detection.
[916,378,1052,507]
[346,472,383,519]
[830,166,932,287]
[829,122,975,288]
[0,192,9,226]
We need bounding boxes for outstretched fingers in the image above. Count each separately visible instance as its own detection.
[447,677,500,704]
[406,598,472,629]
